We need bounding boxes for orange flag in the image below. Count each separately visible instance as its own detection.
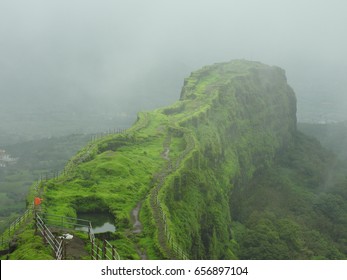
[34,197,42,206]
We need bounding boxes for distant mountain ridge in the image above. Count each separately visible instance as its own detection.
[5,60,346,260]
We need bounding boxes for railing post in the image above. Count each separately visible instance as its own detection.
[43,227,46,243]
[102,240,106,259]
[96,244,99,260]
[63,239,67,260]
[91,240,94,260]
[34,215,37,234]
[112,245,115,260]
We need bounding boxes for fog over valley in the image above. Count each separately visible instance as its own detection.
[1,0,347,144]
[2,0,347,263]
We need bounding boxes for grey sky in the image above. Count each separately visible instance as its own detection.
[1,0,346,124]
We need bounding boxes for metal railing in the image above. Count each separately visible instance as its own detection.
[87,220,120,260]
[91,239,120,260]
[36,214,65,260]
[1,128,128,259]
[149,131,194,260]
[0,207,33,250]
[37,213,120,260]
[39,213,91,232]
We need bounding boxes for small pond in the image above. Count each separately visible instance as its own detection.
[75,212,116,233]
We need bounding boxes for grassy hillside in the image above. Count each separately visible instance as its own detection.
[3,60,346,260]
[0,134,91,234]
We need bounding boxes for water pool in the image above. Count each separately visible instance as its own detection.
[75,212,116,233]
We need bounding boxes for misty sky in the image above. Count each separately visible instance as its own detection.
[1,0,347,130]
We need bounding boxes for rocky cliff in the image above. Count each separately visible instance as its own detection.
[153,60,298,259]
[8,60,328,260]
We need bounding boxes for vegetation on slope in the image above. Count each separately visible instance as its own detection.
[0,134,91,234]
[4,60,346,259]
[298,122,347,160]
[231,132,347,259]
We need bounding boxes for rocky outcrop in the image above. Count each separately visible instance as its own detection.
[155,60,298,259]
[7,60,300,260]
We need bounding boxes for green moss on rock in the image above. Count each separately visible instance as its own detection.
[7,60,305,260]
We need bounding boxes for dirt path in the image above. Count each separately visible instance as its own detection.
[162,147,170,161]
[50,228,90,260]
[130,202,148,260]
[147,135,178,259]
[131,131,191,260]
[149,131,193,260]
[131,202,143,234]
[64,236,89,260]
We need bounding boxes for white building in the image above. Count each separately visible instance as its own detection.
[0,149,17,167]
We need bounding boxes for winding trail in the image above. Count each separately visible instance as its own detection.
[148,134,178,259]
[149,129,194,259]
[129,120,194,260]
[131,202,143,234]
[130,202,148,260]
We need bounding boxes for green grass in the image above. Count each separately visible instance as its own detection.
[6,224,55,260]
[6,60,345,260]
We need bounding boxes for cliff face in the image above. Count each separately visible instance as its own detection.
[158,60,298,259]
[179,60,297,173]
[6,60,300,260]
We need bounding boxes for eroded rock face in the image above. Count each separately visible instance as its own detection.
[159,60,299,259]
[178,60,297,178]
[9,60,301,260]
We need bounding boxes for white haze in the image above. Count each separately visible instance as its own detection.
[0,0,346,142]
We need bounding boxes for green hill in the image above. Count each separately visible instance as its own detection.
[3,60,346,260]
